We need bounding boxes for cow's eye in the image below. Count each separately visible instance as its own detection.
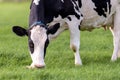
[29,39,34,47]
[30,43,34,48]
[29,40,34,53]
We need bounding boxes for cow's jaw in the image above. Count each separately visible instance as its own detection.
[30,49,45,68]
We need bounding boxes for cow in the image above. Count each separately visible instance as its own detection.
[12,0,120,68]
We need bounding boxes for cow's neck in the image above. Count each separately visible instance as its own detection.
[29,0,45,27]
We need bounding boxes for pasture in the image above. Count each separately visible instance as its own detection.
[0,2,120,80]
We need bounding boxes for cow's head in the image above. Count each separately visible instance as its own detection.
[12,22,60,69]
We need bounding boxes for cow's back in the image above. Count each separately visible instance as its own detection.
[80,0,118,31]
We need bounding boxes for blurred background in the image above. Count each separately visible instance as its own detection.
[0,0,28,2]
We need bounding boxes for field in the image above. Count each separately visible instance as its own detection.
[0,2,120,80]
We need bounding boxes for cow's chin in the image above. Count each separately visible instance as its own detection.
[26,63,45,69]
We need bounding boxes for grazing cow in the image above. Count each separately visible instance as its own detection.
[12,0,120,68]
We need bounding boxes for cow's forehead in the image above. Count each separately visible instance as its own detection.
[30,25,47,35]
[27,25,47,41]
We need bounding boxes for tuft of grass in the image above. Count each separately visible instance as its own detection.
[0,2,120,80]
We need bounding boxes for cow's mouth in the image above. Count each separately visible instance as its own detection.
[26,65,45,69]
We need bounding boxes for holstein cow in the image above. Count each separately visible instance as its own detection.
[12,0,120,68]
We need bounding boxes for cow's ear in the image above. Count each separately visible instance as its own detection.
[12,26,28,36]
[47,23,60,34]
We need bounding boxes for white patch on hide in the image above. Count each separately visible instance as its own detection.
[48,15,68,40]
[71,0,81,16]
[79,0,115,31]
[61,0,64,3]
[33,0,40,5]
[65,15,83,65]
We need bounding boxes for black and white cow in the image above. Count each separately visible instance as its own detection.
[12,0,120,68]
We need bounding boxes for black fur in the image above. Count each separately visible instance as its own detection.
[12,26,28,36]
[28,39,34,54]
[47,23,60,34]
[92,0,111,17]
[44,38,49,58]
[29,0,81,26]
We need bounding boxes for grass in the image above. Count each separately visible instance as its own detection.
[0,2,120,80]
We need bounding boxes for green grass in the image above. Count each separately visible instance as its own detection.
[0,2,120,80]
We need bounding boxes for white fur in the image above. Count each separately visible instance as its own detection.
[71,1,81,16]
[33,0,40,5]
[61,0,64,3]
[65,15,83,65]
[48,14,83,65]
[80,0,115,31]
[110,5,120,61]
[48,15,68,40]
[30,26,47,67]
